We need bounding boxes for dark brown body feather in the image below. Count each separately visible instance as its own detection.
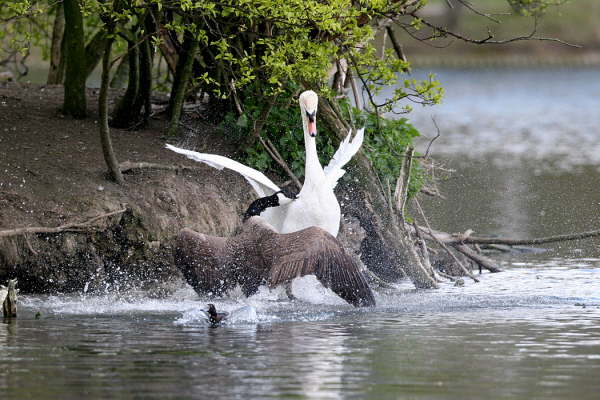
[174,217,375,307]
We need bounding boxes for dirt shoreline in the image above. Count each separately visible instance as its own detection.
[1,82,404,295]
[0,83,257,294]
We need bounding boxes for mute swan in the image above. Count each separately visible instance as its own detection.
[166,90,364,237]
[174,216,376,308]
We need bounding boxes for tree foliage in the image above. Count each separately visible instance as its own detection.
[0,0,568,188]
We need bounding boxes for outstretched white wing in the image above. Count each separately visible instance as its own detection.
[323,128,364,189]
[166,144,280,198]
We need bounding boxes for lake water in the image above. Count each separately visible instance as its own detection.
[2,68,600,399]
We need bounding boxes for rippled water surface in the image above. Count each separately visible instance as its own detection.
[2,68,600,399]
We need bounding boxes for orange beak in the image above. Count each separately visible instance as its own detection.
[308,120,317,137]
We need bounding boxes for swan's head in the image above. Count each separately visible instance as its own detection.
[299,90,318,137]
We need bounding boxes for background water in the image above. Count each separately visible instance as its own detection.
[2,68,600,399]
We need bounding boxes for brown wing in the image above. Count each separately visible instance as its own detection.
[174,228,231,296]
[266,227,376,307]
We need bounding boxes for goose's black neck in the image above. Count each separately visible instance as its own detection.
[243,192,281,221]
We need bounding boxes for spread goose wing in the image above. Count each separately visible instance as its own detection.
[323,128,364,189]
[266,226,375,307]
[166,144,280,198]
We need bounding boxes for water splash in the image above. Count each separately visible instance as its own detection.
[16,256,600,326]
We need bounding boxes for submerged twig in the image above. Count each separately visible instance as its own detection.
[453,244,503,273]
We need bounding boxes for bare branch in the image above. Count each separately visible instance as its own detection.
[411,12,581,48]
[453,244,503,273]
[386,26,407,62]
[414,199,479,282]
[423,116,441,159]
[455,0,501,24]
[393,147,414,221]
[259,136,302,190]
[451,229,600,246]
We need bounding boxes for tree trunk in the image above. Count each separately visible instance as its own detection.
[132,37,153,127]
[110,39,140,128]
[99,36,124,184]
[47,2,65,84]
[84,30,108,79]
[57,31,67,84]
[158,30,179,74]
[62,0,87,118]
[110,55,129,88]
[167,33,198,136]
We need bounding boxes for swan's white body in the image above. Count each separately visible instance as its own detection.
[166,91,363,237]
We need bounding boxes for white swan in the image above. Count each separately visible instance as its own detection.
[166,90,364,237]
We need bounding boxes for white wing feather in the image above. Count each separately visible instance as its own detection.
[323,128,364,189]
[165,144,280,198]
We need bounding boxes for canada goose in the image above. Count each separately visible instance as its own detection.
[205,303,229,325]
[166,90,364,237]
[174,216,375,308]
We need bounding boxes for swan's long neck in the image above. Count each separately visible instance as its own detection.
[301,108,325,187]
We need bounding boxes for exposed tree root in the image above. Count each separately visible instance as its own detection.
[0,209,127,238]
[119,161,203,173]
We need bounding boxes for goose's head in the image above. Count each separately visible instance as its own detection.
[207,303,217,317]
[299,90,318,137]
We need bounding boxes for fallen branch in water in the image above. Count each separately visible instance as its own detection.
[0,209,127,238]
[412,221,439,282]
[453,244,503,273]
[442,229,600,246]
[414,199,480,282]
[411,224,600,248]
[408,223,600,274]
[406,224,503,273]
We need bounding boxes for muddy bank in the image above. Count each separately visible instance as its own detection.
[1,83,395,295]
[0,83,259,294]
